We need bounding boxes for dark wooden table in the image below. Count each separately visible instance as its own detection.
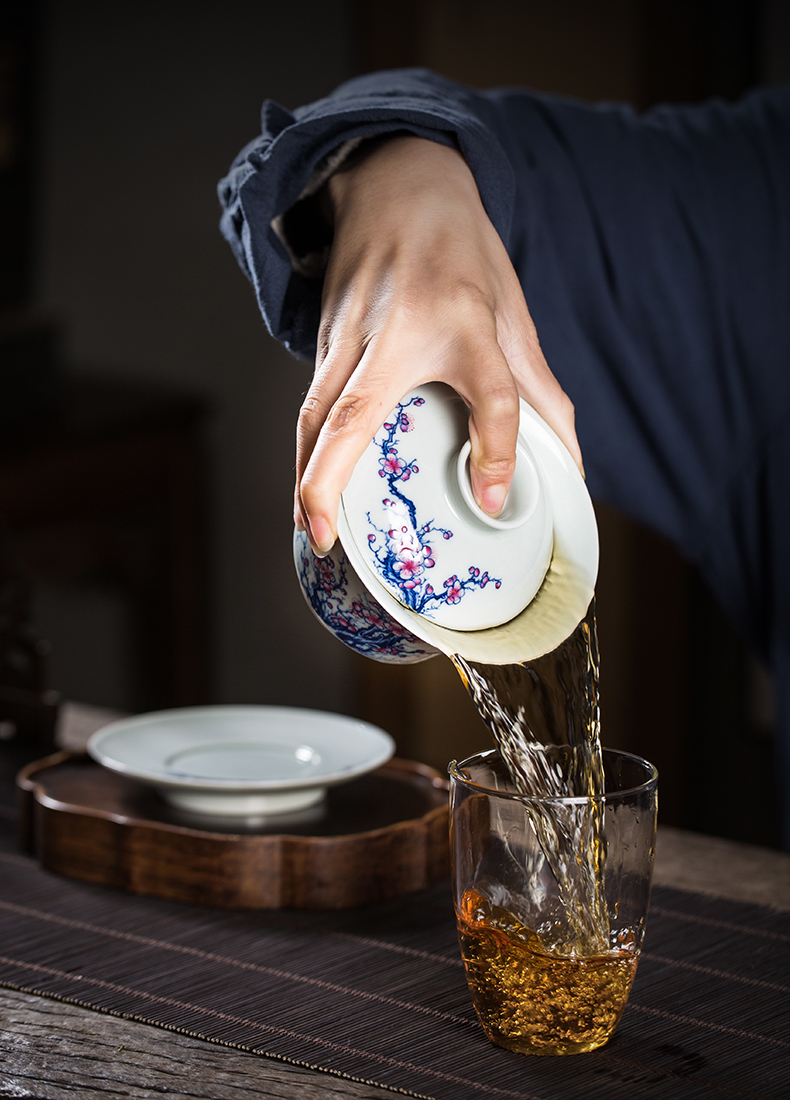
[1,703,787,1100]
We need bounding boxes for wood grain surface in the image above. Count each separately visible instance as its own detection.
[0,987,414,1100]
[7,705,788,1099]
[18,752,450,910]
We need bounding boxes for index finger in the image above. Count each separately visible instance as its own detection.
[298,353,404,555]
[300,345,523,556]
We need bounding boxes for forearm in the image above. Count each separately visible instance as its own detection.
[220,70,790,585]
[217,68,518,359]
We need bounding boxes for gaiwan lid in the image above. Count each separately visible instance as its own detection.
[339,383,560,633]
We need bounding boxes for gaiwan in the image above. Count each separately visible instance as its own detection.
[295,382,598,667]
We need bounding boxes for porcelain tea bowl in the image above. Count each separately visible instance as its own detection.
[295,382,598,666]
[294,532,441,664]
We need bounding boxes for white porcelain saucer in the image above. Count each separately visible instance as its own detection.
[87,706,395,818]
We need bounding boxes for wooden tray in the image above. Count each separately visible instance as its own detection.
[17,752,450,910]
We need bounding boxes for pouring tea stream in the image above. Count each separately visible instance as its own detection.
[295,383,656,1056]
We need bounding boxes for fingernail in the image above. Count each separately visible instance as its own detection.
[481,484,508,517]
[294,492,306,532]
[308,515,335,557]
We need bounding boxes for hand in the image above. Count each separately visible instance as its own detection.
[295,135,582,555]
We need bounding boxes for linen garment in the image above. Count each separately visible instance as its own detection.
[218,69,790,845]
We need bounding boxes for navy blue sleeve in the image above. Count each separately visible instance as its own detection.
[219,72,790,842]
[490,85,790,595]
[218,70,788,592]
[218,69,517,360]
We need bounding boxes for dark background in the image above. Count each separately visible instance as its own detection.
[1,0,788,846]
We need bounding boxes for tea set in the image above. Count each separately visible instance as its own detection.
[89,382,597,818]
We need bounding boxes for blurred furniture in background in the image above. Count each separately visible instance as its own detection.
[0,374,212,713]
[1,5,212,715]
[355,0,764,107]
[0,519,59,760]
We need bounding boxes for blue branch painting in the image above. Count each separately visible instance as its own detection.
[296,540,432,660]
[365,395,501,616]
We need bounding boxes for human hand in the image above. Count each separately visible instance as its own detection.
[295,135,582,556]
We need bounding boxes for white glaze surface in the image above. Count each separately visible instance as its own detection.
[338,390,598,663]
[340,384,556,631]
[87,706,395,816]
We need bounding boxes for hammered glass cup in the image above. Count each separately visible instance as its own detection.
[449,748,658,1056]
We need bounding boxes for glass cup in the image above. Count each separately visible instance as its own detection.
[449,747,658,1056]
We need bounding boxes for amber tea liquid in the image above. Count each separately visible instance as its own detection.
[456,888,638,1055]
[451,601,638,1053]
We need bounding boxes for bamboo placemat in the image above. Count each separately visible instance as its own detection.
[0,788,787,1098]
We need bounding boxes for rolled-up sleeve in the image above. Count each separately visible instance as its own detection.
[218,68,517,359]
[220,73,790,841]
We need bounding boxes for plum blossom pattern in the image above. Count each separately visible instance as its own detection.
[366,395,501,615]
[294,531,434,662]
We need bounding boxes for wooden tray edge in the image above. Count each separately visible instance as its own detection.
[16,751,450,910]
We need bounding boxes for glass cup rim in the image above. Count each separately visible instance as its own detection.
[448,746,658,804]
